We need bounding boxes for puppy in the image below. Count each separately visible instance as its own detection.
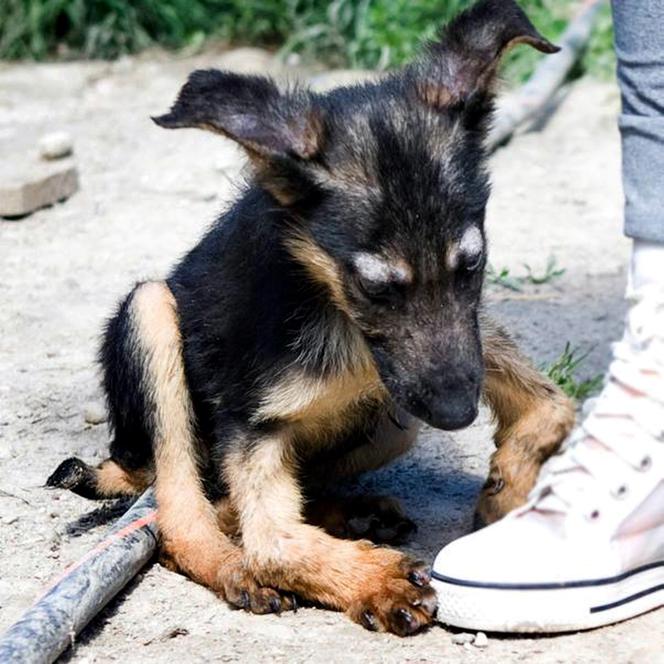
[48,0,575,635]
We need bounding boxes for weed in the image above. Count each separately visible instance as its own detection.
[486,255,565,291]
[523,255,566,285]
[485,264,525,292]
[544,342,604,401]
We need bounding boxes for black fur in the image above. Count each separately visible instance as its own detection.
[100,285,155,470]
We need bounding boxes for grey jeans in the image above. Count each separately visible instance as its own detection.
[612,0,664,242]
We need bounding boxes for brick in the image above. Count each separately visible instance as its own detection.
[0,159,79,218]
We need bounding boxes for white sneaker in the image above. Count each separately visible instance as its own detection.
[433,286,664,632]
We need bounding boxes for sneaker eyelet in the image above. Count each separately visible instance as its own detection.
[639,456,652,471]
[612,484,629,499]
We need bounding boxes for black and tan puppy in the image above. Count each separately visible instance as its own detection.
[48,0,575,635]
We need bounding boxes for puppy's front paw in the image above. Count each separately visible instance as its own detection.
[347,556,437,636]
[220,563,298,615]
[474,469,516,528]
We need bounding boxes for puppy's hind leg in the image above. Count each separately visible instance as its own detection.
[48,282,158,500]
[132,282,293,614]
[477,316,576,526]
[46,457,152,499]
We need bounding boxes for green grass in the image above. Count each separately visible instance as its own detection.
[544,342,604,401]
[0,0,614,82]
[486,255,566,291]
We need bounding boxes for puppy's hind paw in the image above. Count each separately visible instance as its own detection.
[46,457,98,499]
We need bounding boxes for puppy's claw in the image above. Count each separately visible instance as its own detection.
[406,564,431,587]
[361,609,379,631]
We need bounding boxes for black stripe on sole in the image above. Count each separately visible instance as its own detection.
[590,583,664,613]
[431,560,664,591]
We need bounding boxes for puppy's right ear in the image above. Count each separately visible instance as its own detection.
[153,69,323,162]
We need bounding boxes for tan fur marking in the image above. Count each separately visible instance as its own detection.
[417,80,456,109]
[254,365,384,431]
[213,497,241,536]
[131,281,240,588]
[284,232,354,315]
[478,315,576,523]
[95,460,153,497]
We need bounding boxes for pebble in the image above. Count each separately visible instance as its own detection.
[452,632,475,645]
[38,131,74,160]
[474,632,489,648]
[84,402,107,425]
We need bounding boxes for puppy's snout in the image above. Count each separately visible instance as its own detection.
[408,367,482,431]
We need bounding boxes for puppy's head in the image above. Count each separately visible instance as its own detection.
[154,0,557,430]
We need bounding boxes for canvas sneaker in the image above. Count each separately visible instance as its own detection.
[432,286,664,632]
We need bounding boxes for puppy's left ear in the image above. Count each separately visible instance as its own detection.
[153,69,324,204]
[412,0,559,110]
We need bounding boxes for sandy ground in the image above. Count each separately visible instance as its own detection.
[1,49,662,662]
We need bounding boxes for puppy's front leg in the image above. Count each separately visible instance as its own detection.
[478,316,576,525]
[225,431,436,635]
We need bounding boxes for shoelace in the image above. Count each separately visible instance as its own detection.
[523,287,664,519]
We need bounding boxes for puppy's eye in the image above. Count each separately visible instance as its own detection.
[356,276,396,303]
[461,250,484,272]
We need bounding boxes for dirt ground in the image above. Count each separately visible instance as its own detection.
[1,49,662,663]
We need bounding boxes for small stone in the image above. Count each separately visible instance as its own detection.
[452,632,475,645]
[473,632,489,648]
[0,162,79,217]
[39,132,74,160]
[84,402,107,425]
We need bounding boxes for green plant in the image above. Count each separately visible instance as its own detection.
[581,2,616,80]
[485,264,524,292]
[523,255,566,285]
[486,255,565,291]
[0,0,615,84]
[544,342,603,401]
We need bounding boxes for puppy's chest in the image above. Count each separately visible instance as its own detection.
[253,363,386,440]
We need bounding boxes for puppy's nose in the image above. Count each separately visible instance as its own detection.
[423,371,482,430]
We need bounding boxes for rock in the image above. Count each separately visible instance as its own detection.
[473,632,489,648]
[0,153,78,217]
[452,632,475,645]
[84,402,107,425]
[39,131,74,160]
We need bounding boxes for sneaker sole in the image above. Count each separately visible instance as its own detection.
[432,560,664,633]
